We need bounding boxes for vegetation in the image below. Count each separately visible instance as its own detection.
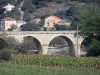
[20,22,41,31]
[0,48,12,60]
[0,62,100,75]
[71,3,100,56]
[87,39,100,56]
[7,55,99,69]
[0,55,100,75]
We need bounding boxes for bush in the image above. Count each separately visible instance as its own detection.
[86,39,100,56]
[0,48,12,61]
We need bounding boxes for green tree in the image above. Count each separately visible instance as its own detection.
[8,25,18,31]
[86,39,100,56]
[23,10,32,22]
[20,22,40,31]
[21,0,34,13]
[0,38,7,49]
[72,3,100,37]
[72,3,100,56]
[5,8,21,20]
[0,48,12,61]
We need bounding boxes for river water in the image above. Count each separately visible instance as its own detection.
[48,47,70,56]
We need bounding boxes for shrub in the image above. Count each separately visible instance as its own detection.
[0,48,12,61]
[86,39,100,56]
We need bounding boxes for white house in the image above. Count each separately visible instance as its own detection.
[0,17,17,31]
[3,4,15,13]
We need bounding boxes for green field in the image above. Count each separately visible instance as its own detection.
[0,55,100,75]
[0,63,100,75]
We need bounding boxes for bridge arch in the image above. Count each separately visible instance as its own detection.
[48,35,75,56]
[23,36,43,54]
[80,37,89,56]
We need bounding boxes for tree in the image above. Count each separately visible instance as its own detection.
[20,22,40,31]
[72,3,100,56]
[21,0,34,13]
[0,8,5,19]
[0,0,8,5]
[8,25,18,31]
[33,2,70,17]
[23,10,32,22]
[0,38,7,49]
[55,24,69,30]
[0,48,12,61]
[72,3,100,37]
[86,39,100,56]
[0,8,5,14]
[5,8,21,20]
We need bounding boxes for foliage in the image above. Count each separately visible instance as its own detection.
[49,36,68,47]
[71,3,100,56]
[87,39,100,56]
[55,24,70,30]
[33,2,69,17]
[17,36,37,53]
[0,8,5,14]
[0,0,8,5]
[4,37,19,49]
[0,38,7,49]
[5,8,21,20]
[23,11,32,22]
[16,0,23,5]
[0,33,20,51]
[72,3,100,37]
[8,25,18,31]
[0,48,12,61]
[21,0,34,13]
[20,22,41,31]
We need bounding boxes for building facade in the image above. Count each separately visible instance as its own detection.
[44,16,71,30]
[0,17,16,31]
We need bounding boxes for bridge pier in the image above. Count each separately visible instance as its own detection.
[42,45,48,55]
[74,44,81,57]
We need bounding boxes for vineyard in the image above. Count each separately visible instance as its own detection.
[0,55,100,75]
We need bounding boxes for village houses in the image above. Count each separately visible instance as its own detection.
[44,15,71,30]
[0,17,26,31]
[0,17,16,31]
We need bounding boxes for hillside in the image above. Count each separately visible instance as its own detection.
[0,0,100,31]
[0,0,98,20]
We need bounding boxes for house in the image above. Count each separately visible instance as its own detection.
[0,17,16,31]
[3,4,15,13]
[44,16,71,30]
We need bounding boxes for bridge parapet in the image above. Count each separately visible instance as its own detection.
[0,31,78,35]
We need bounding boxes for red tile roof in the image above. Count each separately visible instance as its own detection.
[51,16,63,21]
[1,17,16,21]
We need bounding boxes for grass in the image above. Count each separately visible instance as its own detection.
[10,55,100,69]
[0,55,100,75]
[0,63,100,75]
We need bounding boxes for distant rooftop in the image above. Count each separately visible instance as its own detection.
[1,17,16,21]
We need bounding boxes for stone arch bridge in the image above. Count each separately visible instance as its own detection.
[0,31,84,57]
